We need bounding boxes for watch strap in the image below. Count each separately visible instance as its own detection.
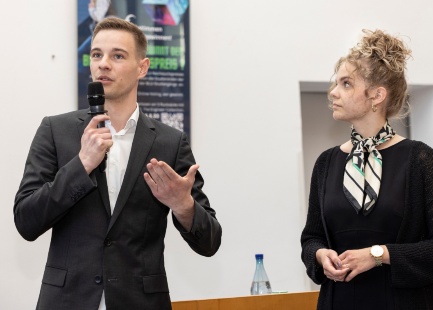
[372,255,382,267]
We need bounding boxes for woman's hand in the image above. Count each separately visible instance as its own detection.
[338,247,382,282]
[316,248,351,282]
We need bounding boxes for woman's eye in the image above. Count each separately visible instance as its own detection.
[343,81,350,88]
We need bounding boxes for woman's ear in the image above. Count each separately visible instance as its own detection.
[372,86,387,104]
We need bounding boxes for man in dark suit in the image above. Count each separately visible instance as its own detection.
[14,17,222,310]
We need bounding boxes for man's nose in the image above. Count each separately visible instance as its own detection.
[99,55,111,70]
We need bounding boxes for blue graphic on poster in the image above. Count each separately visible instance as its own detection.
[78,0,190,136]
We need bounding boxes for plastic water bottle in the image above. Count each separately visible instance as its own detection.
[250,254,272,295]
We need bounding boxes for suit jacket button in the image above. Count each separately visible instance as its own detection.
[104,238,112,247]
[94,275,102,284]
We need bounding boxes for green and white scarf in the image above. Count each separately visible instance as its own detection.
[343,121,395,215]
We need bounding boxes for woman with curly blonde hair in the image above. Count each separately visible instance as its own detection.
[301,29,433,309]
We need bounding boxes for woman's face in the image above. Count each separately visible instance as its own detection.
[329,62,374,123]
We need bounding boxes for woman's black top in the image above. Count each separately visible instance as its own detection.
[324,139,411,310]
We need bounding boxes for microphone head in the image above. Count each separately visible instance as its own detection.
[87,82,105,106]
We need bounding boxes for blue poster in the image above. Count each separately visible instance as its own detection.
[78,0,190,136]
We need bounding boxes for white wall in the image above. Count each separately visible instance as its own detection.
[410,86,433,146]
[1,0,433,308]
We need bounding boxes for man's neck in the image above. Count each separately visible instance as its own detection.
[105,100,137,132]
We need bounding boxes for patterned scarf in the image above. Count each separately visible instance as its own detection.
[343,121,395,215]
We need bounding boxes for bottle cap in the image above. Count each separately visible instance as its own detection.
[255,254,264,259]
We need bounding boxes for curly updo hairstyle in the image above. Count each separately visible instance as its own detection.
[331,29,412,118]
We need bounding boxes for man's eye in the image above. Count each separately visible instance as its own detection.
[91,53,101,58]
[114,54,124,59]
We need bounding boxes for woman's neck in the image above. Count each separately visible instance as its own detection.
[352,118,387,138]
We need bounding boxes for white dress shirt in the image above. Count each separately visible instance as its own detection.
[98,104,139,310]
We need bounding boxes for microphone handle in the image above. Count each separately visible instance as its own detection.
[99,155,107,173]
[96,111,105,129]
[98,117,107,173]
[88,108,107,172]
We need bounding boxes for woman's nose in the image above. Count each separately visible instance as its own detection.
[329,86,338,98]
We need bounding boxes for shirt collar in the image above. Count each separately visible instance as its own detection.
[124,103,139,131]
[106,103,139,135]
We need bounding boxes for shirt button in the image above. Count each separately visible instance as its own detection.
[94,275,102,284]
[104,238,112,247]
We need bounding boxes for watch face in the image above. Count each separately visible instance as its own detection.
[371,245,384,257]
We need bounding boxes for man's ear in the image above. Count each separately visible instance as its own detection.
[139,58,150,78]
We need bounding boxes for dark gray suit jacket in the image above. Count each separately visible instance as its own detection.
[14,109,222,310]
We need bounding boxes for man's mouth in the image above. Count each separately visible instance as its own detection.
[97,76,113,82]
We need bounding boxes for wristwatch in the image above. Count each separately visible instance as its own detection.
[370,245,384,267]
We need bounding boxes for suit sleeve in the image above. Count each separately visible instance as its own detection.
[171,133,222,257]
[14,117,96,241]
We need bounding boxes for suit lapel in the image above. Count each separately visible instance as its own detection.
[95,169,111,215]
[77,110,111,216]
[107,112,156,233]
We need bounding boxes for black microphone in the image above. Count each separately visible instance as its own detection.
[87,81,106,128]
[87,81,107,172]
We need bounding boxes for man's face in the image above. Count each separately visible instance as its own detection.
[90,29,148,102]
